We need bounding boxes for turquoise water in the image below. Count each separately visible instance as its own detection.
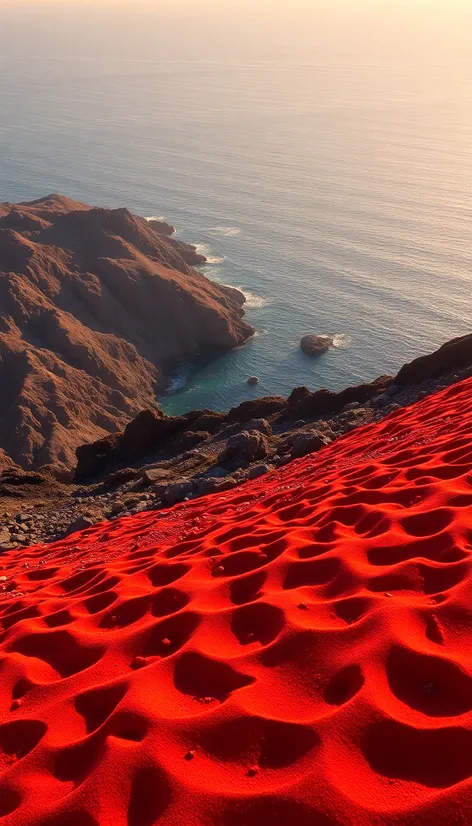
[1,5,471,415]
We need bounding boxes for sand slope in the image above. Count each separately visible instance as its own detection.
[1,378,472,824]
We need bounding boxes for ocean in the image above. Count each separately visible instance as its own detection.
[1,2,471,415]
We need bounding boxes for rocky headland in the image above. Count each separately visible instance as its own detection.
[0,195,253,474]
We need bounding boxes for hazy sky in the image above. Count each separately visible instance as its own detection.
[0,0,471,64]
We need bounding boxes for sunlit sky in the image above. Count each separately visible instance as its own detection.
[0,0,471,64]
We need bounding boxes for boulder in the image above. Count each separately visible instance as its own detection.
[196,476,237,496]
[219,430,270,464]
[147,219,176,236]
[163,482,194,506]
[66,515,97,536]
[300,335,334,357]
[153,479,194,507]
[291,431,331,460]
[248,464,272,480]
[247,376,259,385]
[0,542,18,552]
[141,468,172,487]
[245,418,272,436]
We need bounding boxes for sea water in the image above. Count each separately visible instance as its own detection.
[1,2,471,415]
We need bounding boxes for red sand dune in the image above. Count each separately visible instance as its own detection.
[2,378,472,825]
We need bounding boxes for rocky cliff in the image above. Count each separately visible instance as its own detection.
[75,333,472,481]
[0,195,254,473]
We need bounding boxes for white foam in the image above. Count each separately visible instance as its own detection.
[165,364,191,395]
[144,215,167,222]
[332,334,352,349]
[209,226,241,237]
[242,290,267,309]
[195,243,225,265]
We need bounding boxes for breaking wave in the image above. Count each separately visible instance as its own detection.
[242,290,267,309]
[332,334,352,349]
[165,364,191,395]
[195,243,225,264]
[209,226,241,237]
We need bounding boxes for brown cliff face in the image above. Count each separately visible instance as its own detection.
[0,195,254,473]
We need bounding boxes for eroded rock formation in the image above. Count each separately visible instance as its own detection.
[0,195,253,472]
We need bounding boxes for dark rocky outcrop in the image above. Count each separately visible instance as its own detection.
[147,219,176,237]
[227,397,288,424]
[74,333,472,484]
[396,334,472,386]
[286,376,392,420]
[3,333,472,549]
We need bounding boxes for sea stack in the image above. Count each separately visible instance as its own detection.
[300,334,334,356]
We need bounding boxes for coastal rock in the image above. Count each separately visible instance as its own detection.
[219,430,270,464]
[167,237,207,266]
[227,396,287,424]
[0,194,254,473]
[291,431,332,459]
[147,218,176,236]
[69,334,472,492]
[184,411,226,434]
[287,386,311,405]
[245,418,272,436]
[288,376,392,420]
[66,514,97,536]
[247,376,259,385]
[395,334,472,386]
[300,334,334,356]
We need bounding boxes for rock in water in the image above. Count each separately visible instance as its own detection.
[247,376,259,385]
[300,334,334,356]
[146,218,176,236]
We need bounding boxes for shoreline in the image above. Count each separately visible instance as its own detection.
[2,333,471,549]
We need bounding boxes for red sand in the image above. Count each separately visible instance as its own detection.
[1,379,472,825]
